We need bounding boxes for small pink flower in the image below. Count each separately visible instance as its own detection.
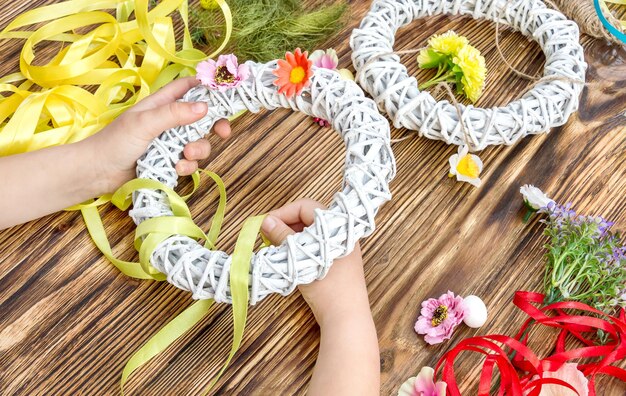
[309,48,339,70]
[525,363,589,396]
[196,54,250,92]
[398,367,447,396]
[313,117,330,127]
[308,49,338,127]
[414,291,466,345]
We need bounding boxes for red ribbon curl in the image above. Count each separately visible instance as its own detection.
[434,291,626,395]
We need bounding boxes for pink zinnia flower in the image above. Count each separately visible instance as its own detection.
[525,363,589,396]
[398,367,447,396]
[196,54,250,93]
[414,291,466,345]
[309,48,339,70]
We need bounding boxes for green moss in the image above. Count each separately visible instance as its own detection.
[190,0,348,63]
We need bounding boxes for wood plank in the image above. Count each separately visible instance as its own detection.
[0,0,625,395]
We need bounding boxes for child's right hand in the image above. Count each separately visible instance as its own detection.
[260,199,370,326]
[261,199,380,395]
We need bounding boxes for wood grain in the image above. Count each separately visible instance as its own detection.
[1,0,626,395]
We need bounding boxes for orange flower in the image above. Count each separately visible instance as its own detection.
[273,48,313,97]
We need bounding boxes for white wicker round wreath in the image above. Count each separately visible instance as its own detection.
[350,0,587,150]
[129,61,396,305]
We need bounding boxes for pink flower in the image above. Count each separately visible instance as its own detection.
[414,291,466,345]
[196,54,250,92]
[525,363,589,396]
[398,367,447,396]
[309,49,338,128]
[313,117,330,127]
[309,48,339,70]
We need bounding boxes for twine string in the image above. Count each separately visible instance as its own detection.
[493,19,587,88]
[549,0,625,44]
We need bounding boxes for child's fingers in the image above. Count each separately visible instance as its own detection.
[289,222,307,233]
[175,159,198,176]
[269,199,325,227]
[133,101,208,140]
[183,140,211,161]
[131,77,200,112]
[261,215,296,245]
[213,119,231,139]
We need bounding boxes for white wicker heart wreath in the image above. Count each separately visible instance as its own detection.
[129,60,396,305]
[350,0,587,150]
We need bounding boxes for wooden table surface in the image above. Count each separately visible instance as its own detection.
[1,0,626,395]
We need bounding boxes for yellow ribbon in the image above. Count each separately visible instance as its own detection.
[0,0,232,156]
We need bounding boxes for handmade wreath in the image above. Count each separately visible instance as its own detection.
[130,53,396,305]
[350,0,587,150]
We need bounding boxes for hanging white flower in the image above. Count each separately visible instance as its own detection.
[449,145,483,187]
[520,184,554,211]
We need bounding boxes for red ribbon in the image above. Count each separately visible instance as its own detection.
[434,291,626,395]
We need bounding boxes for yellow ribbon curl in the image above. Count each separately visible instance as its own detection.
[0,0,232,155]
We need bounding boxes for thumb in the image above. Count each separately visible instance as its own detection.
[261,215,296,245]
[131,101,208,140]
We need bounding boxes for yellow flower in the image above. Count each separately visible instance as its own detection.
[417,30,486,102]
[428,30,468,56]
[453,45,486,103]
[448,145,483,187]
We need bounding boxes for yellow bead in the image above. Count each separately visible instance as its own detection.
[199,0,220,10]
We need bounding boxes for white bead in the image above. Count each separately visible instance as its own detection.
[463,295,488,328]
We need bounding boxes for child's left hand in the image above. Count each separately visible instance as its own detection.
[85,77,231,193]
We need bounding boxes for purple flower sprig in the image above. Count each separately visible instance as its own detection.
[540,202,626,314]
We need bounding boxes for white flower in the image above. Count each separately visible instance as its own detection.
[520,184,553,210]
[310,49,353,80]
[448,145,483,187]
[398,367,446,396]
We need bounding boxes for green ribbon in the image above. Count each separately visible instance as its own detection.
[121,299,215,393]
[205,214,265,392]
[119,215,265,395]
[68,169,265,394]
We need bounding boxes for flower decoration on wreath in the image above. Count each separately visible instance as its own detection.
[131,49,396,305]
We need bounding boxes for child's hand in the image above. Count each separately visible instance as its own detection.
[260,199,369,325]
[261,199,380,396]
[0,77,232,229]
[84,77,231,194]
